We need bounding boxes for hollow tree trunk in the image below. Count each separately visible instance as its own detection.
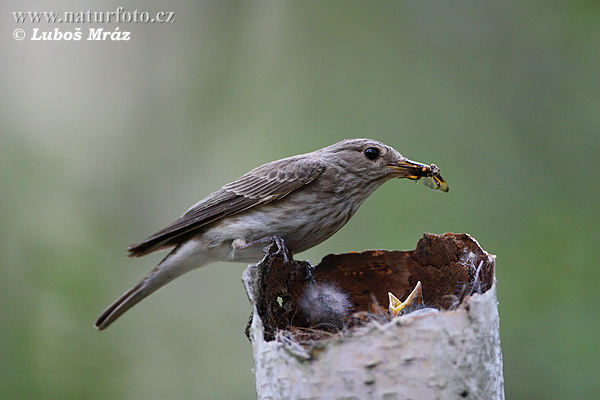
[242,233,505,400]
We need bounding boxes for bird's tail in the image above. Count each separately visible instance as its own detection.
[94,246,208,330]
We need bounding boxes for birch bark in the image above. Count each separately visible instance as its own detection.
[243,233,504,400]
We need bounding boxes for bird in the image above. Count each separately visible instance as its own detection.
[94,138,448,330]
[298,282,352,331]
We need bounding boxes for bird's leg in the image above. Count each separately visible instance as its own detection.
[234,235,292,265]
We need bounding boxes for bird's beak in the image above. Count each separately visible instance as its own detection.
[387,159,449,192]
[387,159,432,178]
[389,281,423,317]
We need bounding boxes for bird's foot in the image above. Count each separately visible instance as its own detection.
[267,235,291,264]
[235,235,292,265]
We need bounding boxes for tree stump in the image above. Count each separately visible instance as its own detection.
[242,233,504,399]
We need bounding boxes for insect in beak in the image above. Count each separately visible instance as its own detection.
[388,160,449,192]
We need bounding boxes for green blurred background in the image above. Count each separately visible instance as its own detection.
[2,1,599,399]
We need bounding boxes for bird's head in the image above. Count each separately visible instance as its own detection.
[324,138,449,192]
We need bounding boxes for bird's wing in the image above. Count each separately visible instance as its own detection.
[127,156,325,257]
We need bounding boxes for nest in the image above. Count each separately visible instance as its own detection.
[245,233,495,346]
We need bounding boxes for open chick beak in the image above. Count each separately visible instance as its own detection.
[387,159,449,192]
[389,281,424,317]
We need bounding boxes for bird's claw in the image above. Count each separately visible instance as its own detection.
[238,235,292,265]
[267,235,291,265]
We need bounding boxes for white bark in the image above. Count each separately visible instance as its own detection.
[243,256,504,400]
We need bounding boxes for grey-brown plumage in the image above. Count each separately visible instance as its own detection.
[95,138,448,330]
[127,156,325,257]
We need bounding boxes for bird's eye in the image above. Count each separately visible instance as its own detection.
[364,147,380,160]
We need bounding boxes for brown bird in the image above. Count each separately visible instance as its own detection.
[94,138,448,330]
